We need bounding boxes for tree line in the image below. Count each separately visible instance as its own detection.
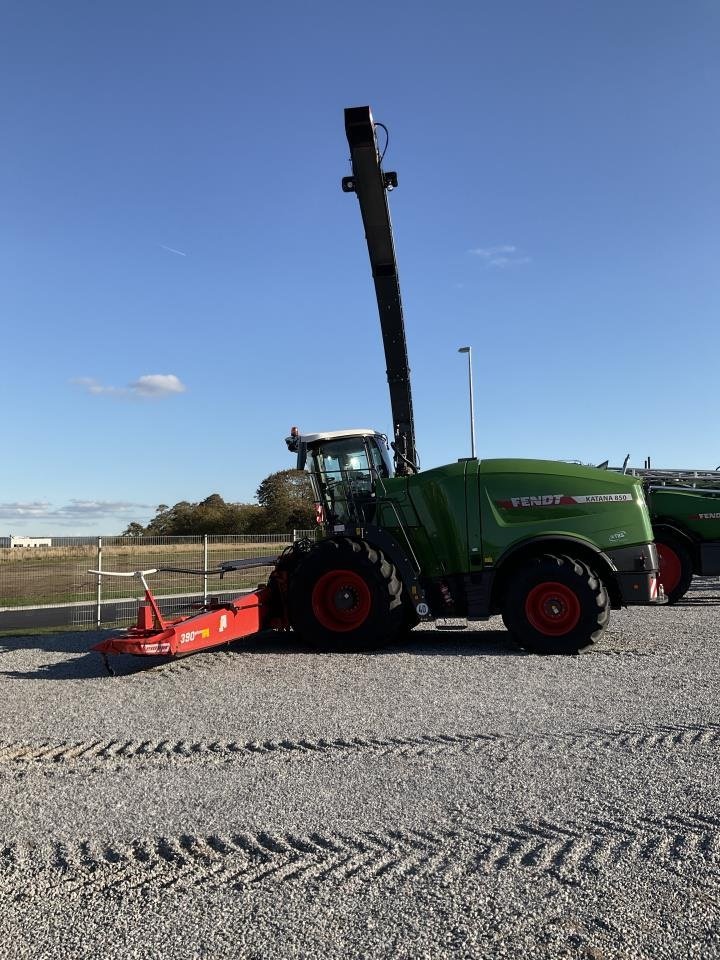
[121,470,316,536]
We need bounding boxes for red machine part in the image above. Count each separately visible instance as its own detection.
[524,581,581,636]
[92,586,276,657]
[655,541,682,596]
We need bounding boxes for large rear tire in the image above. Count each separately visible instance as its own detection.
[655,533,693,604]
[501,554,609,654]
[288,538,405,651]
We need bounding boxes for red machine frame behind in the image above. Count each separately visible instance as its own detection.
[89,566,284,661]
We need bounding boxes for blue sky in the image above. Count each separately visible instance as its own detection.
[2,1,718,534]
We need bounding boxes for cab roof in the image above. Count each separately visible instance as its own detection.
[299,429,380,445]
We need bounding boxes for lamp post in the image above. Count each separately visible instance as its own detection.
[458,346,476,458]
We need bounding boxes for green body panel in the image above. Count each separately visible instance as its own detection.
[376,462,470,576]
[376,458,651,578]
[648,487,720,542]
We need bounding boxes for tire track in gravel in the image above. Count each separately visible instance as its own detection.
[1,722,719,767]
[5,812,720,898]
[151,648,240,675]
[588,647,657,658]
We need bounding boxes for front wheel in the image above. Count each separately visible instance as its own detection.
[501,554,610,654]
[288,538,405,651]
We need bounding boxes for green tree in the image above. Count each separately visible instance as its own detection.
[121,521,146,537]
[233,503,267,534]
[145,501,194,535]
[256,469,315,532]
[117,473,315,538]
[137,495,267,536]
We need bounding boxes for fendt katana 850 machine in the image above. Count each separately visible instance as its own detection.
[92,106,664,667]
[611,460,720,604]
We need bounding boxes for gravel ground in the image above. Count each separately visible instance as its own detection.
[1,580,719,959]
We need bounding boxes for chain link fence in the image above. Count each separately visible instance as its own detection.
[0,532,317,632]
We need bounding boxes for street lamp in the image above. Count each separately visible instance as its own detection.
[458,346,476,458]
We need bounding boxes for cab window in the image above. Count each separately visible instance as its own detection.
[314,438,370,481]
[367,437,392,478]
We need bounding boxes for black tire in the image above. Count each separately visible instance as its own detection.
[288,537,405,651]
[395,601,420,644]
[501,554,610,655]
[655,532,693,604]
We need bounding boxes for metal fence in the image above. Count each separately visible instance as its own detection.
[0,532,317,633]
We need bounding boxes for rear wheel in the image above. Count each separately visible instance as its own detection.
[655,533,693,604]
[288,538,405,651]
[501,554,609,654]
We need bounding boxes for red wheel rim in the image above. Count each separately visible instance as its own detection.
[656,543,681,595]
[525,581,581,636]
[312,570,372,632]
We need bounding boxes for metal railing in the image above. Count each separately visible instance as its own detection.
[0,532,317,632]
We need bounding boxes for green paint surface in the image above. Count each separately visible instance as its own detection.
[648,487,720,541]
[377,459,651,577]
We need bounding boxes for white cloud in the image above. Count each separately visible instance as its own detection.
[469,245,517,258]
[159,244,187,257]
[72,374,187,398]
[0,501,52,519]
[130,374,186,397]
[71,377,123,396]
[58,500,151,518]
[0,500,152,527]
[468,244,531,268]
[488,255,532,268]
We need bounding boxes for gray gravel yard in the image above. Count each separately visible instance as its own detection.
[1,581,719,959]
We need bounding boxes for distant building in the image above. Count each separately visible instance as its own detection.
[9,535,52,548]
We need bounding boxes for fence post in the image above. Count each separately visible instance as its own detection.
[293,529,297,542]
[203,535,208,604]
[96,536,103,628]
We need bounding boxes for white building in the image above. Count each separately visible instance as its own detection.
[9,535,52,548]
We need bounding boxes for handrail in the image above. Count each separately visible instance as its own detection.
[88,568,158,578]
[88,567,159,595]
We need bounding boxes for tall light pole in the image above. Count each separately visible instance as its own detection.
[458,346,476,458]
